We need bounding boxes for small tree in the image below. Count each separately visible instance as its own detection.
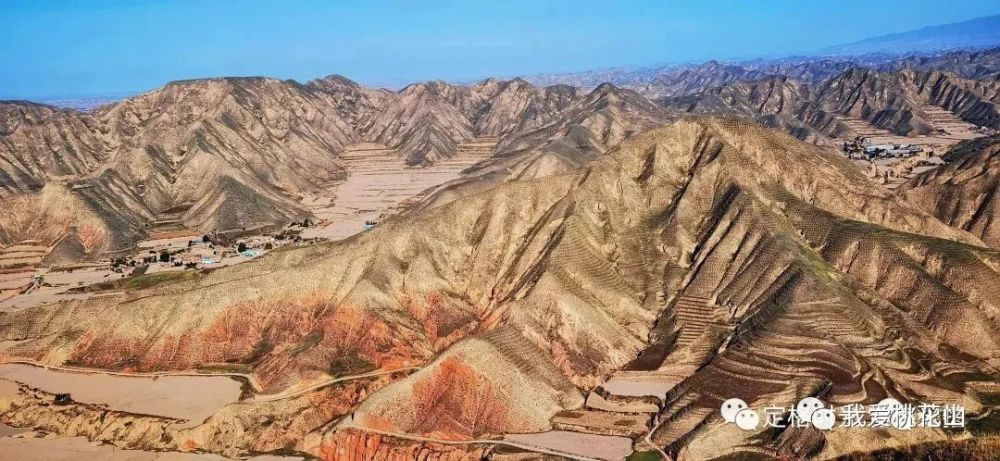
[237,242,248,253]
[159,251,171,263]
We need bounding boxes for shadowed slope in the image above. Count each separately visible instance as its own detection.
[899,135,1000,249]
[0,102,110,197]
[662,67,1000,145]
[0,77,646,250]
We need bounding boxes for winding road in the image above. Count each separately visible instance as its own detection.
[0,360,420,403]
[247,366,420,403]
[343,425,607,461]
[0,359,263,391]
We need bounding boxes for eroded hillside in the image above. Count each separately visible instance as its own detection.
[899,135,1000,248]
[0,77,672,253]
[1,118,997,460]
[662,66,1000,142]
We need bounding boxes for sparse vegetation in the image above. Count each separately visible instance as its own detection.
[626,450,663,461]
[328,351,375,376]
[81,270,200,292]
[289,330,323,356]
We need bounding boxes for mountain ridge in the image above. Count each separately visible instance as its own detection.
[822,13,1000,56]
[1,75,676,253]
[2,118,998,459]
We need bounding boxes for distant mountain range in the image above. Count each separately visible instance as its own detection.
[5,46,1000,255]
[522,13,1000,89]
[24,13,1000,114]
[32,93,138,111]
[822,13,1000,56]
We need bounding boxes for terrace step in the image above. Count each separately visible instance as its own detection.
[586,389,660,414]
[653,406,714,447]
[551,409,650,438]
[672,294,719,348]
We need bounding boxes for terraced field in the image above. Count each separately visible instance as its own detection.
[301,139,496,241]
[0,363,243,425]
[836,115,895,139]
[2,118,997,461]
[921,105,984,141]
[0,242,48,273]
[834,107,987,190]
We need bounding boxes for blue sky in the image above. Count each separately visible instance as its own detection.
[2,0,999,98]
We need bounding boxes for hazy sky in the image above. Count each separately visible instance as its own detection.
[2,0,1000,98]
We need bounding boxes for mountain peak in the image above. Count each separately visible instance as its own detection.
[312,74,363,88]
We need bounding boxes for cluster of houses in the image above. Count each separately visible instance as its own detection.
[110,225,308,276]
[842,137,923,159]
[843,136,923,160]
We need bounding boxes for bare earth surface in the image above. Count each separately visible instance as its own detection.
[0,266,117,312]
[0,364,242,424]
[301,141,495,241]
[0,436,302,461]
[504,431,633,461]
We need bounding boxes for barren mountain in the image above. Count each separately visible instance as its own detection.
[629,61,770,99]
[659,76,850,145]
[90,77,358,238]
[0,101,110,196]
[0,77,622,251]
[903,70,1000,129]
[661,66,1000,144]
[406,83,679,213]
[743,57,863,85]
[0,77,364,251]
[810,68,937,135]
[356,78,582,165]
[465,78,582,137]
[815,68,1000,135]
[1,118,997,460]
[521,48,1000,100]
[885,47,1000,79]
[8,48,1000,256]
[359,80,477,165]
[899,135,1000,249]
